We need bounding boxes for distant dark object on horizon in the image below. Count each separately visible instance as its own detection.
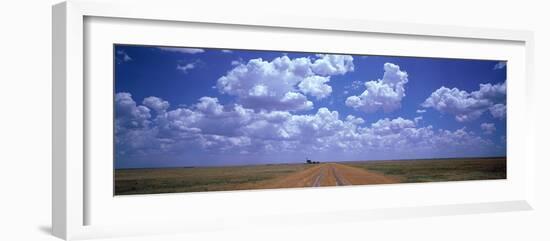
[306,158,320,164]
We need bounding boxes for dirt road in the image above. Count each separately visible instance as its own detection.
[256,163,399,189]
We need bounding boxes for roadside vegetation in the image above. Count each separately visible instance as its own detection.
[345,157,506,183]
[115,163,312,195]
[115,157,506,195]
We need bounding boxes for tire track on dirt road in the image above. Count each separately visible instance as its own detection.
[330,165,351,186]
[311,166,326,187]
[252,163,399,189]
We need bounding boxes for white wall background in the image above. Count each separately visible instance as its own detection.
[0,0,548,240]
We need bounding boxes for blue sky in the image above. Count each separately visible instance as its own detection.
[114,45,507,168]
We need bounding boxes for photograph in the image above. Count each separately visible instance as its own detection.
[114,45,507,195]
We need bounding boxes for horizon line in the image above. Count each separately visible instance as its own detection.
[114,155,507,170]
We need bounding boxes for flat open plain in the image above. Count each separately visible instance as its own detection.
[115,157,506,195]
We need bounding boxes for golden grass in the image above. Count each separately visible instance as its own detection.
[344,157,506,183]
[115,163,312,195]
[115,157,506,195]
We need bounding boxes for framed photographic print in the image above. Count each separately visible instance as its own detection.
[53,0,535,240]
[113,44,508,195]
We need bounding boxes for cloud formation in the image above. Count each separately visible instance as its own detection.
[143,96,170,113]
[216,55,354,111]
[116,50,132,63]
[421,82,506,122]
[311,54,355,76]
[298,76,332,99]
[345,63,409,113]
[176,62,197,73]
[489,103,506,119]
[157,47,205,54]
[115,92,151,132]
[494,61,507,70]
[480,123,496,135]
[116,93,499,163]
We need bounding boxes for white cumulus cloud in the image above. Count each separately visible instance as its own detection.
[480,123,496,135]
[143,96,169,113]
[217,54,353,111]
[116,92,501,163]
[489,103,506,119]
[298,75,332,99]
[345,63,409,113]
[421,82,506,122]
[311,54,354,76]
[115,92,151,131]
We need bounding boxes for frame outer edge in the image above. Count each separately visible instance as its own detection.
[52,2,68,240]
[67,0,85,240]
[524,32,536,209]
[53,1,86,240]
[74,0,529,42]
[54,0,535,239]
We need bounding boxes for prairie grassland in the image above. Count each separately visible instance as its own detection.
[115,157,506,195]
[345,157,506,183]
[115,163,312,195]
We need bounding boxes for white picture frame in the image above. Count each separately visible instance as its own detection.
[52,0,535,240]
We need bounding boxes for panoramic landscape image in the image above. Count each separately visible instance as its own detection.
[114,44,507,195]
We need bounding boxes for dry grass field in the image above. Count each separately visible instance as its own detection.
[345,157,506,183]
[115,157,506,195]
[115,163,312,195]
